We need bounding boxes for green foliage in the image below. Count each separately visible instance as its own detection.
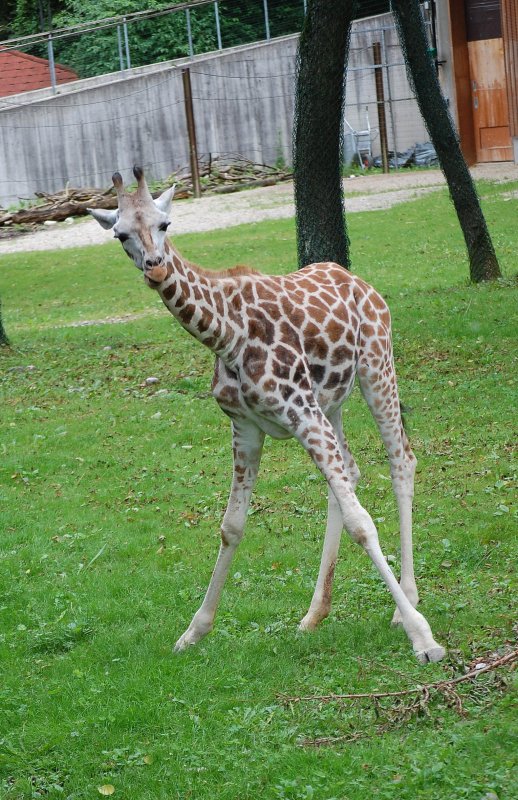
[0,0,19,37]
[4,0,64,37]
[218,0,304,44]
[3,1,306,78]
[0,184,517,798]
[51,1,212,76]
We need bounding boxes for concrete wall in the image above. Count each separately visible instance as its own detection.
[344,14,429,163]
[0,14,428,207]
[435,0,457,122]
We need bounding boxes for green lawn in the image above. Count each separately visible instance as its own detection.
[1,184,517,800]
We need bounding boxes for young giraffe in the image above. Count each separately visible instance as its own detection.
[89,167,445,664]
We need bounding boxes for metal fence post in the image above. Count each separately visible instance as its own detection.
[186,8,194,58]
[117,25,125,72]
[373,41,389,172]
[214,2,222,50]
[182,67,201,198]
[123,18,131,70]
[47,34,57,93]
[381,26,398,169]
[263,0,271,41]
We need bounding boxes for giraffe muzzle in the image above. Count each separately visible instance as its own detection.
[144,258,168,285]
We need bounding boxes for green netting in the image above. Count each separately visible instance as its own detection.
[293,0,359,269]
[0,299,9,347]
[391,0,500,282]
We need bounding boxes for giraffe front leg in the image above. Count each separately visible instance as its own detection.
[298,486,341,631]
[299,409,361,632]
[174,420,264,652]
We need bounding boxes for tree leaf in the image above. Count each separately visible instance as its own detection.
[98,785,115,796]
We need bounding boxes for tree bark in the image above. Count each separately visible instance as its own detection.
[391,0,501,282]
[0,299,9,347]
[293,0,358,269]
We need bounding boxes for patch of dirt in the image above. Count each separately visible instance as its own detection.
[0,162,516,255]
[64,310,159,328]
[0,224,36,242]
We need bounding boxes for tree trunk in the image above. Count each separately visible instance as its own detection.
[293,0,357,269]
[391,0,501,282]
[0,299,9,347]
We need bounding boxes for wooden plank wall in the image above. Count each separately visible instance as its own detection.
[501,0,518,138]
[449,0,476,164]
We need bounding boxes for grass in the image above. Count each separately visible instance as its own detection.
[0,183,517,800]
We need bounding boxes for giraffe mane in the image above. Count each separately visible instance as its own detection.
[213,265,260,279]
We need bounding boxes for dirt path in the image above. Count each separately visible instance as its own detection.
[1,162,516,255]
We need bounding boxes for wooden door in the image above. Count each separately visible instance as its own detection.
[468,38,513,161]
[465,0,513,162]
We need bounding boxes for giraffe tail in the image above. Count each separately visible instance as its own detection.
[399,401,412,431]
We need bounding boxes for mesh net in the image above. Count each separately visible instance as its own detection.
[293,0,358,270]
[0,299,9,346]
[294,0,501,281]
[391,0,500,281]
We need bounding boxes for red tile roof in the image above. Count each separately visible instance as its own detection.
[0,48,78,97]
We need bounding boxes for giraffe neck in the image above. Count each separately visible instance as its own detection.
[156,241,242,360]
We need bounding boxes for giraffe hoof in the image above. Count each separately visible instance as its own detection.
[298,617,318,632]
[391,608,403,626]
[173,635,195,653]
[414,644,446,664]
[298,608,330,631]
[173,620,212,652]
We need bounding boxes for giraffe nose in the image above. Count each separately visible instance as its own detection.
[145,256,163,269]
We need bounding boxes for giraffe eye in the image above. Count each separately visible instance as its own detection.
[116,232,130,243]
[159,222,170,232]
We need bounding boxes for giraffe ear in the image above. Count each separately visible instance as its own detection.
[154,184,175,214]
[87,208,118,230]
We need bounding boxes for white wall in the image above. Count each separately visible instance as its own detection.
[0,14,429,207]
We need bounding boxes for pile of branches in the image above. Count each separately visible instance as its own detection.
[278,647,517,747]
[0,156,292,227]
[177,154,293,195]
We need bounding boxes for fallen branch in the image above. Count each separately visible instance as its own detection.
[277,648,517,747]
[0,156,293,227]
[0,186,189,226]
[278,648,517,706]
[211,176,282,194]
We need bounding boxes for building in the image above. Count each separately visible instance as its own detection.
[0,49,77,98]
[439,0,518,163]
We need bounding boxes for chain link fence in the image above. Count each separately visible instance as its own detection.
[1,1,308,90]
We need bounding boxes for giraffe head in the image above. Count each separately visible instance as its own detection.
[88,166,175,286]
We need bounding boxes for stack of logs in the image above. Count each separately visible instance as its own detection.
[0,158,292,227]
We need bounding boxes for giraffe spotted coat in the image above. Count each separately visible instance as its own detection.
[88,168,445,664]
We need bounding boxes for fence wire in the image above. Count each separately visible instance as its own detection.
[0,2,438,205]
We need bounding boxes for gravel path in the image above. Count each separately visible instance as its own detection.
[1,162,516,255]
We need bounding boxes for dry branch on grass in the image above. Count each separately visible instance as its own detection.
[277,648,517,747]
[0,157,292,227]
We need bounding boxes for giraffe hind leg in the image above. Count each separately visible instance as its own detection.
[356,353,419,624]
[291,401,444,663]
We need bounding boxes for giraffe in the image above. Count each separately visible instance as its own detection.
[88,167,445,664]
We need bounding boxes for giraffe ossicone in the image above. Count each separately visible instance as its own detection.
[88,166,445,664]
